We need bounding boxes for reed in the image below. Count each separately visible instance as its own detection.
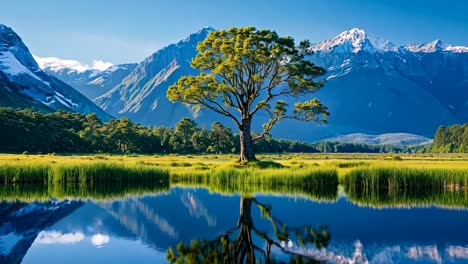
[170,167,339,189]
[0,163,169,184]
[343,167,468,190]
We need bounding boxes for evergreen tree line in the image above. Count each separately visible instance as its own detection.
[432,124,468,153]
[0,108,429,154]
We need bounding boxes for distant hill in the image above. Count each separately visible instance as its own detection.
[323,133,433,146]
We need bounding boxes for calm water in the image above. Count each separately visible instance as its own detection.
[1,187,467,264]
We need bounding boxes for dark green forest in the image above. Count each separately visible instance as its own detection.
[432,124,468,153]
[0,107,461,154]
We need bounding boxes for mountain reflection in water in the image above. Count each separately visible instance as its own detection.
[0,187,466,264]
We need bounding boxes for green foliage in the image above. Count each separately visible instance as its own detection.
[0,163,169,185]
[167,27,328,161]
[170,167,339,199]
[343,167,468,190]
[432,124,468,153]
[0,107,429,155]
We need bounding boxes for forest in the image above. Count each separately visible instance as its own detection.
[0,107,460,154]
[432,124,468,153]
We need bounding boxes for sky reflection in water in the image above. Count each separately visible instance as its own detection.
[1,187,466,264]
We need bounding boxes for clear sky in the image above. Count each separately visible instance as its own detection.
[2,0,467,65]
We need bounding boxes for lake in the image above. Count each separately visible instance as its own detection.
[1,186,467,264]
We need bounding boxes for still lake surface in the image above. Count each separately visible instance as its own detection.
[1,186,467,264]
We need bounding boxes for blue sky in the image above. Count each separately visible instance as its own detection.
[2,0,467,64]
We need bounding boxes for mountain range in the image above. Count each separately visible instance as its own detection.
[1,24,467,141]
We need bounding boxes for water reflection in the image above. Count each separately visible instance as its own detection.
[0,200,82,263]
[0,186,466,264]
[167,196,330,263]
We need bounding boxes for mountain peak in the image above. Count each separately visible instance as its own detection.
[340,28,367,38]
[426,39,447,51]
[310,28,377,53]
[199,26,215,33]
[0,24,12,32]
[404,39,448,52]
[183,27,213,43]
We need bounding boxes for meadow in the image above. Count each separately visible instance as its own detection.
[0,153,467,205]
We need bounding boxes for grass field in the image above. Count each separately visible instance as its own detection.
[1,153,467,175]
[0,153,466,205]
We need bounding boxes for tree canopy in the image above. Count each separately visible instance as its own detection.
[432,124,468,153]
[168,27,329,161]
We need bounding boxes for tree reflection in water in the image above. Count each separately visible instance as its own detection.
[167,196,330,263]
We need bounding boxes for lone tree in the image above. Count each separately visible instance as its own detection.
[168,27,328,162]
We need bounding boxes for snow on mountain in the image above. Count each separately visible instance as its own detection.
[0,51,43,81]
[33,55,113,73]
[309,28,399,54]
[304,29,468,140]
[0,24,112,120]
[310,28,376,53]
[405,39,447,52]
[311,29,468,54]
[38,57,138,100]
[405,39,468,53]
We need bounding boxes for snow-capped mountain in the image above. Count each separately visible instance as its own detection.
[310,28,468,54]
[301,28,468,140]
[0,24,112,120]
[405,39,468,53]
[35,56,137,100]
[310,28,385,53]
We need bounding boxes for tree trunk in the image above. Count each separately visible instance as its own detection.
[239,196,253,226]
[238,119,256,162]
[238,196,255,263]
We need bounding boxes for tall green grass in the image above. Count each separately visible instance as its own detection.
[343,167,468,208]
[343,167,468,190]
[171,167,338,188]
[0,163,169,184]
[170,167,338,201]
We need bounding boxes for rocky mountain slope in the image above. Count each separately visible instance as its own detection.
[0,24,112,120]
[93,27,215,126]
